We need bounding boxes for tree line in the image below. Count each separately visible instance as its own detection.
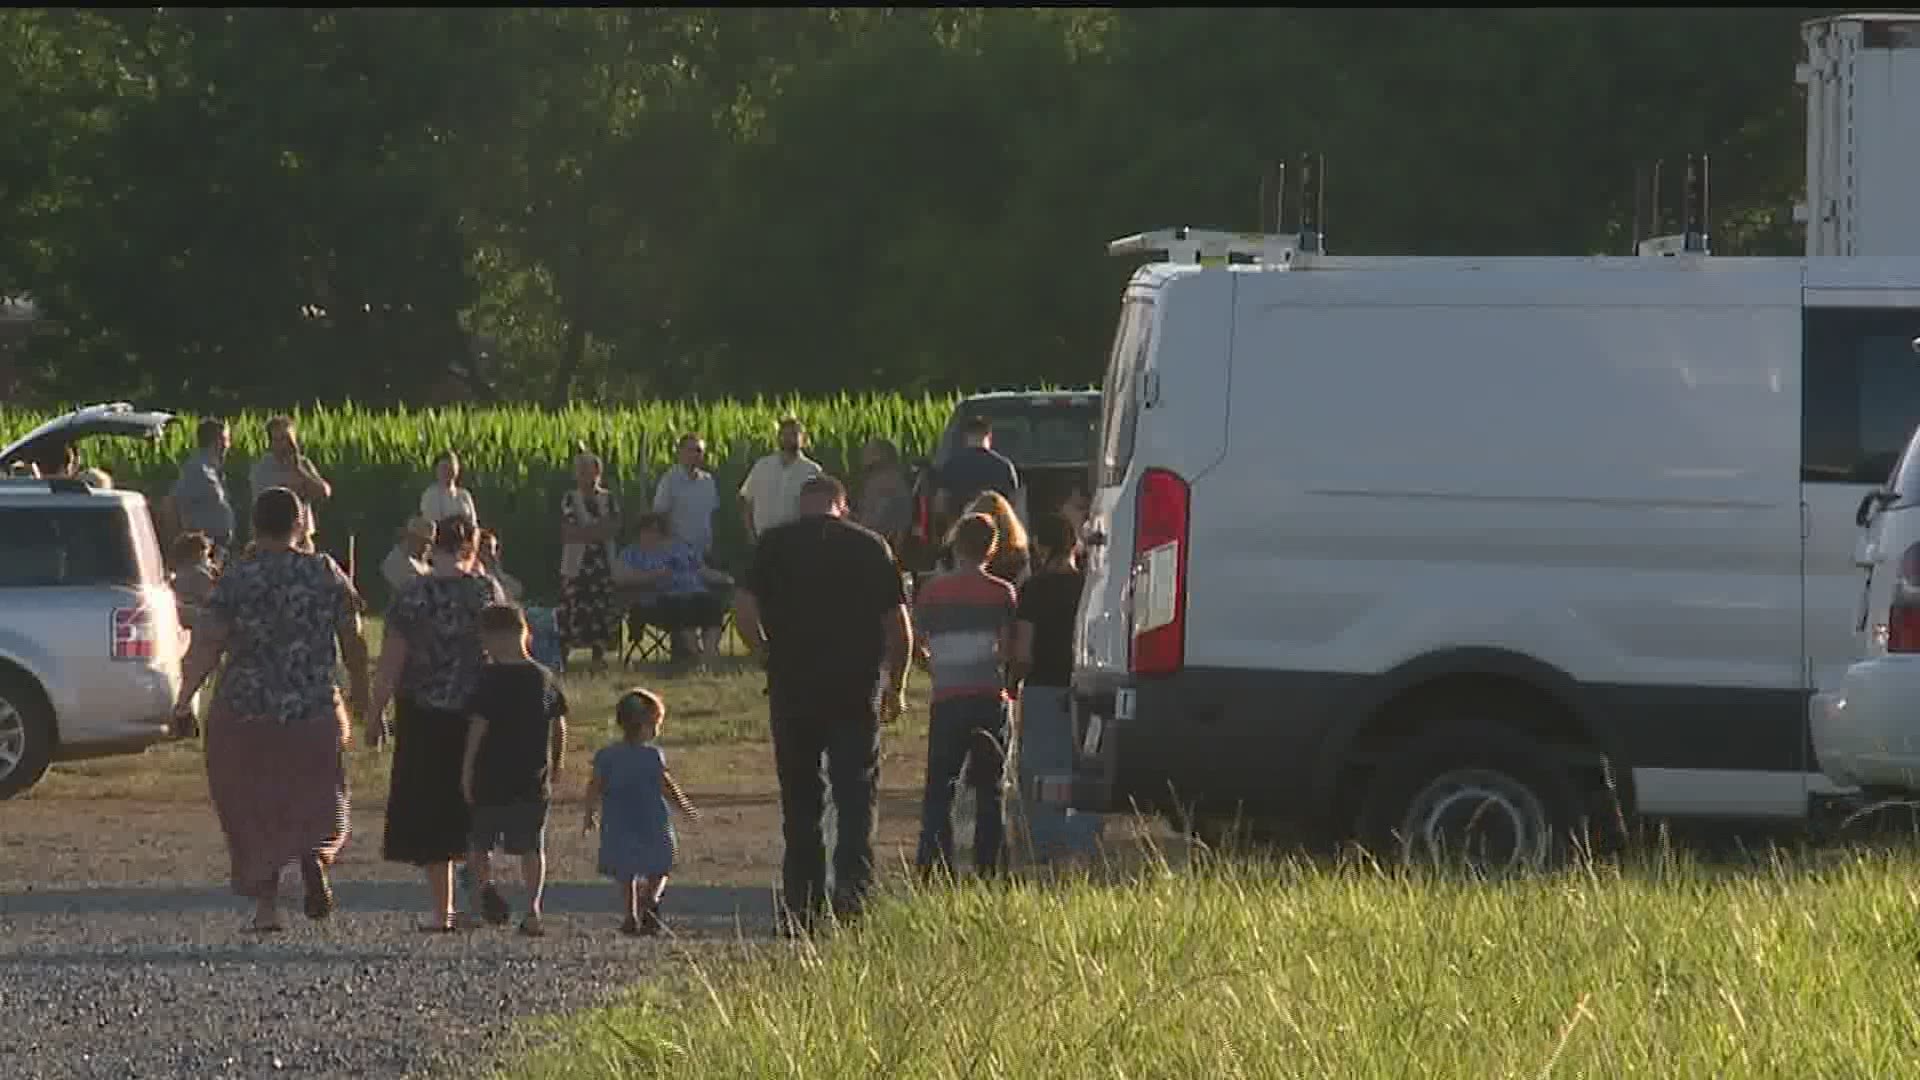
[0,9,1820,411]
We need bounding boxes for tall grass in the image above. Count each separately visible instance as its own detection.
[0,397,955,605]
[515,845,1920,1078]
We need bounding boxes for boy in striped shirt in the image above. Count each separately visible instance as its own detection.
[912,513,1018,877]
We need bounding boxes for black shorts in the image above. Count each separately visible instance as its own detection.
[468,800,548,856]
[632,591,727,631]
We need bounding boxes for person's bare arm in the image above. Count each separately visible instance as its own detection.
[583,771,604,831]
[336,612,371,744]
[295,454,331,502]
[885,601,912,688]
[662,769,700,820]
[174,618,230,712]
[460,716,487,805]
[738,494,756,540]
[550,713,568,782]
[734,588,767,654]
[367,634,409,746]
[1009,620,1036,684]
[610,563,671,588]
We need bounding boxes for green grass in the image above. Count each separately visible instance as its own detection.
[513,846,1920,1078]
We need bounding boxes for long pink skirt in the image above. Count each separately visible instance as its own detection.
[204,703,351,898]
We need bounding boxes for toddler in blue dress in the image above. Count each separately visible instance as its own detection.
[584,688,700,936]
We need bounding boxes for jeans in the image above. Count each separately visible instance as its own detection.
[917,694,1012,875]
[770,695,881,922]
[1016,684,1105,861]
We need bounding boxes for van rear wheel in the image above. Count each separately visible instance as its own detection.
[0,673,54,799]
[1358,728,1580,873]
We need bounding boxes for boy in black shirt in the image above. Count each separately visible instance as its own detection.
[461,603,570,936]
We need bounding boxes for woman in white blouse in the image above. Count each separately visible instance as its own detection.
[419,450,478,526]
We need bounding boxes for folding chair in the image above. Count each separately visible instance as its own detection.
[622,605,675,668]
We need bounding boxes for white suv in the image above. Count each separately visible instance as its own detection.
[0,405,184,797]
[1814,425,1920,795]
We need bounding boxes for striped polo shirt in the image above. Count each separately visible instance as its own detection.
[914,569,1018,703]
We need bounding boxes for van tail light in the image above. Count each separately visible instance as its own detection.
[112,605,157,661]
[1889,544,1920,653]
[1129,468,1191,677]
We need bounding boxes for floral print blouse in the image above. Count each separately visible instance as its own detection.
[206,550,359,723]
[386,571,506,710]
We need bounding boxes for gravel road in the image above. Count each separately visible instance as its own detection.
[1,878,774,1079]
[0,798,839,1080]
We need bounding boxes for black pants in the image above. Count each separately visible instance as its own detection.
[769,692,880,923]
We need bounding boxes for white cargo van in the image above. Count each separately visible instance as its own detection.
[1068,13,1920,865]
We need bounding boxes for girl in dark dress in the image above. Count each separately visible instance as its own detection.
[559,451,620,672]
[368,515,506,932]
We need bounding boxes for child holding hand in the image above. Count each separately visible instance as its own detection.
[585,689,699,936]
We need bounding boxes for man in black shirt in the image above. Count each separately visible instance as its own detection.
[935,415,1020,520]
[736,475,911,931]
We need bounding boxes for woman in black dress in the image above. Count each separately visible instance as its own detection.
[559,450,620,673]
[368,515,505,931]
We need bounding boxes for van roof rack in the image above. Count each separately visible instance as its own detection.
[1108,227,1299,266]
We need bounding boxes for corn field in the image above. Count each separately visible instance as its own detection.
[0,396,956,606]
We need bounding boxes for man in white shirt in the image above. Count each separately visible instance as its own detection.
[653,432,719,558]
[739,416,823,541]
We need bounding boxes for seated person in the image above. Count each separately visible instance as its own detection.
[382,515,434,597]
[613,513,733,662]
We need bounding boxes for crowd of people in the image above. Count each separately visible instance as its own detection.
[146,409,1095,934]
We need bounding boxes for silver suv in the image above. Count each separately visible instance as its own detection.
[0,405,183,797]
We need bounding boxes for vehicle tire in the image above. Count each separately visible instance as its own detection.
[1357,726,1581,873]
[0,672,54,799]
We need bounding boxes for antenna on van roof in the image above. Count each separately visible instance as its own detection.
[1635,153,1711,258]
[1296,153,1325,255]
[1683,153,1710,254]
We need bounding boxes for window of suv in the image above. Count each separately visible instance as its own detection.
[0,507,146,587]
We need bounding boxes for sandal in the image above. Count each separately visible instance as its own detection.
[300,857,334,921]
[518,914,546,938]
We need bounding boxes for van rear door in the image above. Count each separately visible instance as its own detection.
[1075,268,1233,684]
[1076,292,1157,680]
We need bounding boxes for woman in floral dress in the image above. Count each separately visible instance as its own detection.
[173,487,370,932]
[559,450,620,672]
[368,515,506,932]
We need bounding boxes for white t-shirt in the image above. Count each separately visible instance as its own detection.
[420,483,478,526]
[740,452,822,535]
[653,467,719,555]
